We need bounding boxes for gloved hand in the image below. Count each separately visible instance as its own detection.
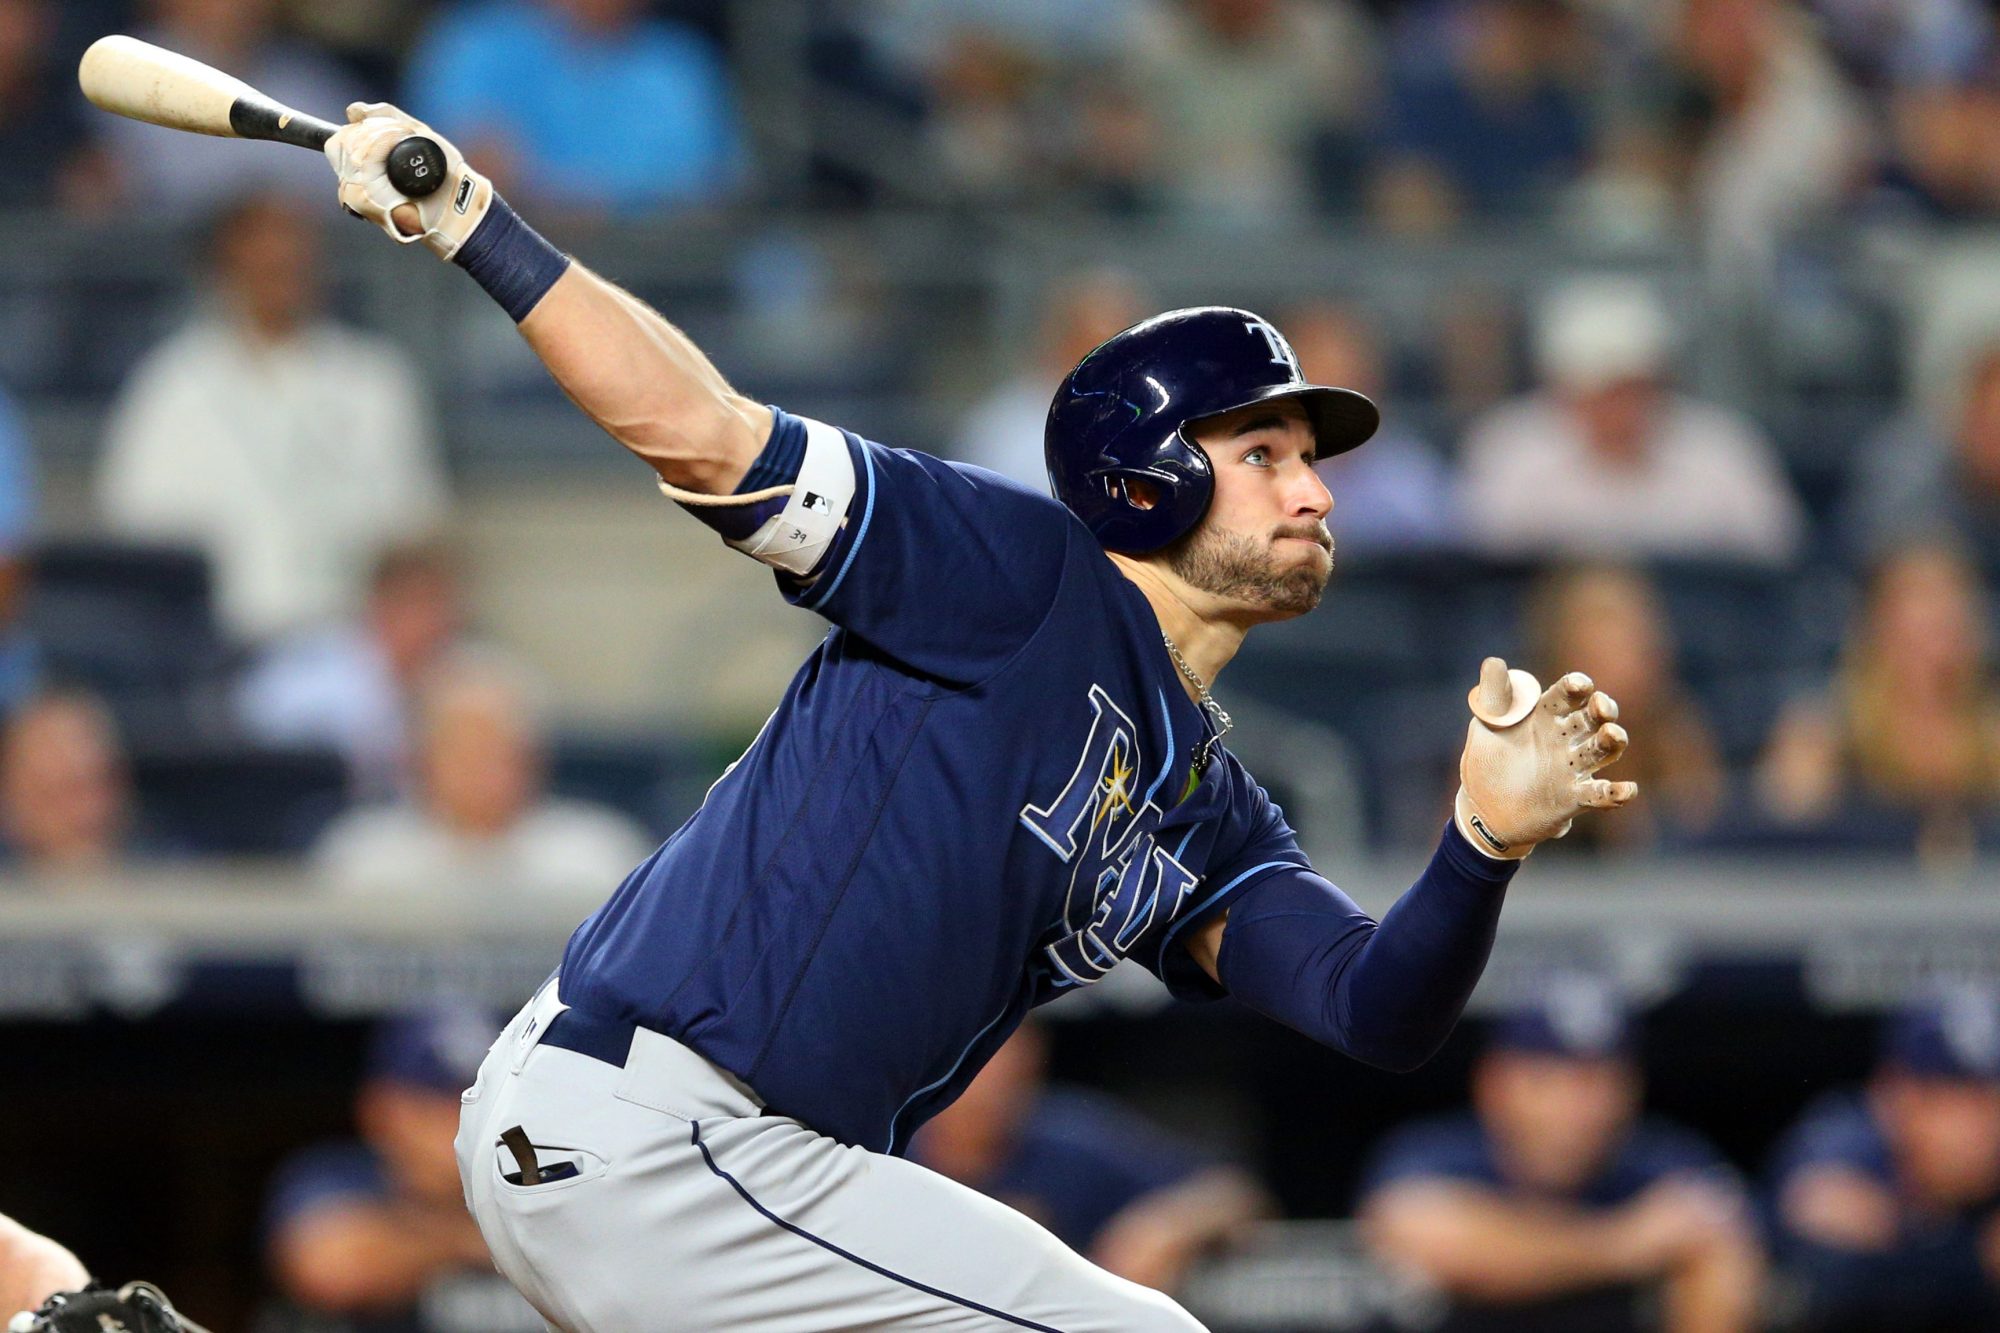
[9,1281,207,1333]
[323,102,492,260]
[1454,656,1637,859]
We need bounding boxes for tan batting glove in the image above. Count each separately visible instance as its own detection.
[323,102,492,260]
[1453,656,1638,859]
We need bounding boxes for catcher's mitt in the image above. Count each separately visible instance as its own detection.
[8,1282,209,1333]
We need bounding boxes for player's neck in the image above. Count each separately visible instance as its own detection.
[1107,553,1248,702]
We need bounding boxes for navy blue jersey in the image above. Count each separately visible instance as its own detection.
[1361,1111,1738,1209]
[560,410,1316,1153]
[1768,1092,2000,1330]
[910,1087,1208,1253]
[1362,1112,1744,1333]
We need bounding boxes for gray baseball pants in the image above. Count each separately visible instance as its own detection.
[456,978,1207,1332]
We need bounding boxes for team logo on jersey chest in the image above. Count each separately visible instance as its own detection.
[1021,685,1199,985]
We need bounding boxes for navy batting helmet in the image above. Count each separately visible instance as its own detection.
[1044,306,1379,554]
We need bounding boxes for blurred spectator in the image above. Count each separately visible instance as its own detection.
[1370,0,1592,235]
[0,689,138,877]
[237,541,466,801]
[1843,339,2000,573]
[1124,0,1379,222]
[0,0,113,213]
[1525,564,1725,851]
[1815,0,1992,89]
[1876,75,2000,221]
[97,192,448,647]
[0,377,34,713]
[1675,0,1867,270]
[855,0,1146,208]
[312,653,653,901]
[266,1005,543,1332]
[911,1022,1268,1294]
[406,0,746,214]
[1361,977,1762,1333]
[1757,543,2000,862]
[1457,276,1805,564]
[1768,986,2000,1332]
[1285,301,1458,557]
[953,268,1146,488]
[96,0,356,215]
[281,0,433,89]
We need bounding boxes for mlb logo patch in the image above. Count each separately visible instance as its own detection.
[801,491,832,515]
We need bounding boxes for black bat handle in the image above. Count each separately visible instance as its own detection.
[384,136,449,198]
[229,99,448,199]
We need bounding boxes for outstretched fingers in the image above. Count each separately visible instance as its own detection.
[1539,671,1595,718]
[1571,721,1629,773]
[1576,778,1641,809]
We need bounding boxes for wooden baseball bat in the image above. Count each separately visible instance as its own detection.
[78,34,447,199]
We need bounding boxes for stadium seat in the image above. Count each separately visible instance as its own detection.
[129,744,348,856]
[546,731,717,839]
[24,539,238,748]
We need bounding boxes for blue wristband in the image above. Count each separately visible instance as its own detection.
[453,195,571,322]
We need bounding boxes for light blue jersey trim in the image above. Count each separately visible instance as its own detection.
[1142,689,1176,806]
[883,996,1014,1155]
[1156,858,1299,970]
[803,435,878,611]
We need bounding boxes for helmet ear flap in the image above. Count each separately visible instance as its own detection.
[1116,476,1162,511]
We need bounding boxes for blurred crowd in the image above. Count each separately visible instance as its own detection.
[219,980,2000,1332]
[7,0,2000,240]
[0,4,1992,1332]
[0,0,1991,881]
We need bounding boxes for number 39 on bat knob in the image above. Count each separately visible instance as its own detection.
[386,135,447,199]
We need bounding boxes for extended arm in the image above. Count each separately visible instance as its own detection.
[1366,1174,1760,1326]
[1189,821,1513,1071]
[272,1198,493,1313]
[1185,659,1636,1070]
[516,268,768,494]
[322,103,767,497]
[1089,1167,1270,1293]
[1366,1181,1656,1300]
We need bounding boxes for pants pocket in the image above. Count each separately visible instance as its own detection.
[492,1137,610,1198]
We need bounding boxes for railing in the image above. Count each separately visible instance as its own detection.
[0,854,1993,1020]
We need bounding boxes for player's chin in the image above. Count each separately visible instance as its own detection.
[1258,565,1329,618]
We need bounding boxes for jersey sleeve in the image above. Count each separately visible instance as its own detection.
[776,409,1077,686]
[1135,756,1314,1003]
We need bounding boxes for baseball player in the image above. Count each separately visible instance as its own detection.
[322,105,1637,1332]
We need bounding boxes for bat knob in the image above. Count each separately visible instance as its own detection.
[386,135,448,199]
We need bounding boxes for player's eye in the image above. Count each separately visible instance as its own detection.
[1242,447,1269,466]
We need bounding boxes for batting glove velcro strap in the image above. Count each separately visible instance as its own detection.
[324,102,492,261]
[1453,656,1638,859]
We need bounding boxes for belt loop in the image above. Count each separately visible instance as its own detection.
[510,976,568,1074]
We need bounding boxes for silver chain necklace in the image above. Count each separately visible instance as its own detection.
[1161,632,1232,776]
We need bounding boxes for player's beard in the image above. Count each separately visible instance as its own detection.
[1167,521,1334,616]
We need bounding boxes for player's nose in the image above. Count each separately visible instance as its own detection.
[1288,461,1333,519]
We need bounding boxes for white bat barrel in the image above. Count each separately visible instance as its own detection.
[78,34,261,138]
